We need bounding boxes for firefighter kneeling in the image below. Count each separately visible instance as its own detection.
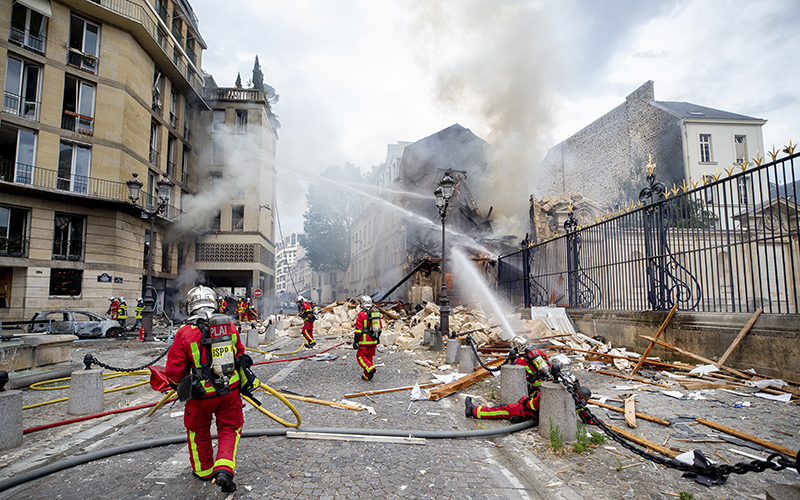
[166,285,259,493]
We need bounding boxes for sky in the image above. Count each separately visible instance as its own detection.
[188,0,800,238]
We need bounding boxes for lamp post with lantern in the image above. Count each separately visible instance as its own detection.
[126,173,174,342]
[434,171,455,338]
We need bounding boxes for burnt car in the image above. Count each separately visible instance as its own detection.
[27,310,124,338]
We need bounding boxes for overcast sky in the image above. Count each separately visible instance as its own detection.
[189,0,800,237]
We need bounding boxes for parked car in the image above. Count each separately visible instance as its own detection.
[27,310,124,338]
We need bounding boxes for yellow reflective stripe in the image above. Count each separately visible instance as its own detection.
[357,357,374,371]
[190,342,202,368]
[355,328,363,333]
[188,431,213,476]
[476,408,510,418]
[215,429,241,471]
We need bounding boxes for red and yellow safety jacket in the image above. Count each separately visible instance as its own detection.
[354,309,381,346]
[165,320,245,398]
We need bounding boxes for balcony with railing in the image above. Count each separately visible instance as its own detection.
[156,1,168,23]
[0,158,183,221]
[149,148,160,166]
[205,88,265,102]
[185,44,196,66]
[61,110,94,135]
[3,92,40,121]
[167,159,176,177]
[169,111,177,128]
[8,26,45,54]
[181,170,188,185]
[172,26,183,48]
[0,235,29,257]
[66,48,98,74]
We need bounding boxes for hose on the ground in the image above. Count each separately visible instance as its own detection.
[23,371,152,410]
[0,422,534,493]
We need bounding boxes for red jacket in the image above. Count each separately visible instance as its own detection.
[165,320,245,398]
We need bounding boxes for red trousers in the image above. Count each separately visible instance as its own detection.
[302,320,314,344]
[184,390,244,478]
[356,344,377,379]
[473,393,540,420]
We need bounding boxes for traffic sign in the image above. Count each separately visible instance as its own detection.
[253,289,263,298]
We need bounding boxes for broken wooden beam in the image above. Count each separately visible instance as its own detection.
[715,308,762,369]
[604,423,679,458]
[623,394,636,428]
[279,393,364,411]
[638,335,751,379]
[344,382,443,399]
[631,302,679,376]
[695,418,797,459]
[556,346,684,370]
[426,358,506,401]
[595,370,671,388]
[588,399,671,426]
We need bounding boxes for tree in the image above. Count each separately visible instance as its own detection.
[235,72,242,88]
[301,164,365,272]
[251,56,264,93]
[249,55,280,128]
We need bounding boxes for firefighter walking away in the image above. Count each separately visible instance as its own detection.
[354,295,382,381]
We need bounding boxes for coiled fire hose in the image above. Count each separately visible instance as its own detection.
[466,334,506,372]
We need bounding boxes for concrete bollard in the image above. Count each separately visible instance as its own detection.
[275,319,284,331]
[265,323,276,343]
[246,329,259,348]
[499,364,527,404]
[458,345,478,374]
[422,329,434,346]
[0,390,23,451]
[68,368,104,416]
[538,381,577,442]
[430,330,444,352]
[445,339,461,365]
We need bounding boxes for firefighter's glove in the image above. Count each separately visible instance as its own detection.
[507,349,518,363]
[239,353,254,369]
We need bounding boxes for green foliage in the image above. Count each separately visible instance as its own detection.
[548,417,564,450]
[490,388,497,400]
[669,197,719,228]
[589,431,607,445]
[573,423,590,453]
[678,493,694,500]
[235,72,242,88]
[301,164,365,272]
[251,56,264,93]
[249,55,280,128]
[125,391,135,395]
[614,457,624,472]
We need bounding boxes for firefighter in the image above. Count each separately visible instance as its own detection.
[132,297,144,332]
[235,299,247,322]
[165,286,250,493]
[218,296,228,316]
[247,299,259,322]
[353,295,381,381]
[106,296,120,320]
[465,336,552,423]
[117,297,128,330]
[296,296,316,348]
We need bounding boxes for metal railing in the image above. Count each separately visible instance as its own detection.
[67,48,98,74]
[8,26,45,54]
[205,88,264,101]
[149,148,160,166]
[497,150,800,314]
[61,110,94,135]
[3,92,40,121]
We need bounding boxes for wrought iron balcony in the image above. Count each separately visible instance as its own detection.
[0,235,28,257]
[61,110,94,135]
[149,148,160,166]
[8,26,45,54]
[172,27,183,48]
[67,48,98,74]
[205,88,265,102]
[3,92,40,121]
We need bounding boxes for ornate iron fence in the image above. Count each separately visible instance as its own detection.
[498,148,800,314]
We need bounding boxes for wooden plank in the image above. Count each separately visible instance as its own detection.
[679,381,737,390]
[344,382,443,399]
[279,393,364,411]
[623,394,637,428]
[595,370,671,388]
[695,418,797,459]
[631,302,679,376]
[426,358,506,401]
[638,335,751,379]
[587,399,671,426]
[556,346,682,370]
[286,431,425,445]
[604,423,679,458]
[715,308,762,368]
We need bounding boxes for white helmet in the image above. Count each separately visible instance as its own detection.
[137,297,143,302]
[296,296,304,304]
[119,297,125,303]
[511,335,529,354]
[109,296,116,302]
[186,286,218,316]
[359,295,373,310]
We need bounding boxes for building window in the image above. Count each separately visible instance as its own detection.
[0,205,29,256]
[162,240,171,273]
[61,76,95,135]
[235,110,247,133]
[0,125,36,185]
[52,213,85,261]
[232,205,244,231]
[167,134,176,177]
[57,141,91,193]
[210,210,221,230]
[49,269,83,296]
[210,172,222,192]
[181,147,189,184]
[3,56,41,121]
[67,15,99,74]
[169,88,178,127]
[213,109,225,133]
[738,177,749,206]
[735,135,747,164]
[146,170,156,210]
[9,3,47,54]
[699,134,712,163]
[149,121,159,165]
[152,69,163,112]
[211,141,223,165]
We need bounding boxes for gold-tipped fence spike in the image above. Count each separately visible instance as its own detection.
[637,200,643,208]
[712,168,722,181]
[784,140,796,155]
[691,177,699,189]
[568,201,574,213]
[768,145,780,162]
[752,151,764,166]
[646,153,657,176]
[724,163,735,177]
[680,179,689,193]
[737,160,749,172]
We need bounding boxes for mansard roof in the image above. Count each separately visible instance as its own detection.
[652,101,765,122]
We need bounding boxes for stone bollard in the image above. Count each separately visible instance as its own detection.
[430,330,444,352]
[265,323,276,343]
[275,319,284,331]
[458,345,478,374]
[0,390,23,451]
[445,339,461,365]
[68,368,104,416]
[538,381,577,442]
[500,364,527,404]
[246,328,259,348]
[422,328,434,346]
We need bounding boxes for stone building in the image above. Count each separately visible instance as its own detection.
[539,80,766,208]
[0,0,276,321]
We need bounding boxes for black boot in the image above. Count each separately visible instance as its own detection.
[464,396,475,418]
[213,470,237,493]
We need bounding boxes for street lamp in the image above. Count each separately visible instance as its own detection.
[127,172,174,342]
[435,171,455,338]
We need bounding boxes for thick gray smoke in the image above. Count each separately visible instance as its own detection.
[406,0,563,239]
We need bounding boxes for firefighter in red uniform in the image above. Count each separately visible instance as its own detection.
[106,296,120,320]
[353,295,381,381]
[296,296,316,348]
[465,336,552,423]
[165,286,252,493]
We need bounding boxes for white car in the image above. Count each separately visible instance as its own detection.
[27,310,124,338]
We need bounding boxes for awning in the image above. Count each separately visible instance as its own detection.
[14,0,52,18]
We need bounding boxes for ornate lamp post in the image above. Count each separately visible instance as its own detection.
[126,173,173,342]
[434,171,455,337]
